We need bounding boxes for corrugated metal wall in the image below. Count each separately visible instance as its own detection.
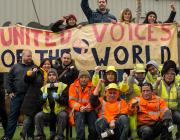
[0,0,179,27]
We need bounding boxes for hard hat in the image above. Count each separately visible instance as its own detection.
[106,66,117,73]
[134,64,145,73]
[106,83,119,90]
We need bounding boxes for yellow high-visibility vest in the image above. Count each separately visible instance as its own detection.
[41,82,67,114]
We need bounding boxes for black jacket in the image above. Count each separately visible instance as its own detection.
[51,20,77,33]
[21,68,44,117]
[54,59,79,86]
[81,0,117,24]
[143,11,176,24]
[51,20,87,33]
[6,62,34,95]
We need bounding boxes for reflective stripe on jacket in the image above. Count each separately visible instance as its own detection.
[92,73,129,96]
[41,82,67,114]
[98,97,128,123]
[129,95,168,126]
[69,79,94,111]
[158,80,178,109]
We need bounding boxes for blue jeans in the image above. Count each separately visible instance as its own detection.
[5,94,24,139]
[95,115,129,140]
[74,111,98,140]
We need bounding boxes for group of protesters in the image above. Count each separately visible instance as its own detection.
[0,0,180,140]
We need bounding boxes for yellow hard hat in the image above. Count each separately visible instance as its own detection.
[176,74,180,81]
[134,64,145,73]
[106,66,117,73]
[106,83,119,90]
[158,65,163,72]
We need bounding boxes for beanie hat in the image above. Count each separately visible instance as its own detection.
[66,14,77,24]
[47,68,58,79]
[78,70,90,79]
[161,60,179,76]
[146,60,159,70]
[143,11,157,24]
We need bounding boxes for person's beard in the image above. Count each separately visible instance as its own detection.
[136,77,144,86]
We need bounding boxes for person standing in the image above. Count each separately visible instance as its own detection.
[20,58,52,140]
[0,73,7,136]
[1,50,34,140]
[81,0,117,24]
[54,51,79,87]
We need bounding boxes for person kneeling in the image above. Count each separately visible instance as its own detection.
[90,80,130,140]
[128,82,173,140]
[35,68,68,140]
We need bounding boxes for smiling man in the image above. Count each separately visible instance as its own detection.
[81,0,117,24]
[54,51,79,87]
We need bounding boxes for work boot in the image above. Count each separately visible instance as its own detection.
[0,136,10,140]
[20,132,25,140]
[34,135,46,140]
[27,137,34,140]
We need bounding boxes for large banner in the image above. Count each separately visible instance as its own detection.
[0,23,178,72]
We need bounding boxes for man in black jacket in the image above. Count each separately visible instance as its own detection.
[0,73,7,136]
[81,0,117,24]
[1,49,34,140]
[54,51,79,87]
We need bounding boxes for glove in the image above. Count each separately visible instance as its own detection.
[163,119,171,128]
[42,92,48,99]
[131,99,138,108]
[52,92,59,100]
[123,73,128,83]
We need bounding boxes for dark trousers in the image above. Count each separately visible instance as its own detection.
[95,115,129,140]
[74,111,98,140]
[5,94,24,139]
[35,111,68,140]
[137,121,172,140]
[56,111,68,140]
[21,115,35,138]
[172,110,180,139]
[0,92,7,133]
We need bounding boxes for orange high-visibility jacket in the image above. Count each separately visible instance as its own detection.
[128,95,168,126]
[69,79,94,111]
[97,97,128,123]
